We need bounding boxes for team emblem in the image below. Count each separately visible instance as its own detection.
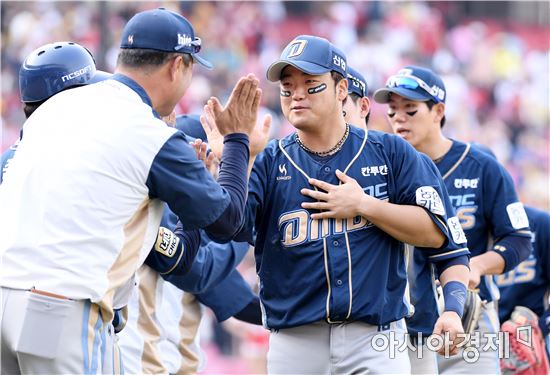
[127,35,134,45]
[286,40,307,58]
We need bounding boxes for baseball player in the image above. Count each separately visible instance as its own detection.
[343,66,371,130]
[206,34,470,374]
[118,114,266,374]
[374,65,533,374]
[473,145,550,344]
[497,205,550,355]
[0,39,211,374]
[0,8,261,373]
[344,66,474,373]
[0,41,110,183]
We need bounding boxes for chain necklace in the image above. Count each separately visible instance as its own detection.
[296,124,350,157]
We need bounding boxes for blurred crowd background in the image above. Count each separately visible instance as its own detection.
[1,1,548,373]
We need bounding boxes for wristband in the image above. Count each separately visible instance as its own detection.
[443,281,467,318]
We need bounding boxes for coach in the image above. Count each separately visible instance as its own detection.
[0,8,260,373]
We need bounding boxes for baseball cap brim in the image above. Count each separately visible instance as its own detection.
[89,70,112,84]
[373,87,431,103]
[191,53,213,70]
[267,59,331,82]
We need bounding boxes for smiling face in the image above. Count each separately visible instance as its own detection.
[279,65,347,131]
[386,93,444,149]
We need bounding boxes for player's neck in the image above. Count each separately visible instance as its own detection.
[115,66,172,115]
[296,119,348,155]
[417,135,453,163]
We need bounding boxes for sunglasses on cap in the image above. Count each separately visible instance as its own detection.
[175,36,202,54]
[386,74,445,102]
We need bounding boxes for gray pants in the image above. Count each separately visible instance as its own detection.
[1,287,116,374]
[438,303,501,374]
[268,319,411,374]
[409,341,439,374]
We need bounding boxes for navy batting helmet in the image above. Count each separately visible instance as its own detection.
[19,41,109,103]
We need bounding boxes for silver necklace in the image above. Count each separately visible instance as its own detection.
[296,124,350,157]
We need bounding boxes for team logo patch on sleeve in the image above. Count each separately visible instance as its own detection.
[506,202,529,229]
[448,216,467,244]
[415,186,445,216]
[154,227,180,258]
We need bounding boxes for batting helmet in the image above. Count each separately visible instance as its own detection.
[19,41,109,103]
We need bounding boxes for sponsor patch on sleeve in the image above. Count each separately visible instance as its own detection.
[154,227,180,258]
[506,202,529,229]
[415,186,445,216]
[448,216,467,244]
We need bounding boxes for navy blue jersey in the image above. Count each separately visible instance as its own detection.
[406,141,531,335]
[240,127,468,329]
[497,206,550,321]
[437,141,531,302]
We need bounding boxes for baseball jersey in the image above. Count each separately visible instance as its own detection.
[118,202,254,374]
[0,74,238,321]
[497,206,550,321]
[238,126,468,329]
[406,141,531,335]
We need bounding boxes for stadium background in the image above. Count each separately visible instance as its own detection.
[1,1,548,373]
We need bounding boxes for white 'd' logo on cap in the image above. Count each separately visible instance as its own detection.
[178,33,192,47]
[287,40,307,58]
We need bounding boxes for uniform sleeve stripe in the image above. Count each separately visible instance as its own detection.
[434,215,448,232]
[428,248,470,259]
[159,242,185,275]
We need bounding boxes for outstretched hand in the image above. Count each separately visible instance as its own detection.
[300,170,369,219]
[205,74,262,137]
[200,107,272,160]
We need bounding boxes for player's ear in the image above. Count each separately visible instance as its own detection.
[360,97,371,117]
[336,77,348,102]
[433,102,445,125]
[168,55,183,82]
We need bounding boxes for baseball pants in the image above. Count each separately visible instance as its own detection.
[1,287,115,374]
[408,339,439,374]
[438,302,501,374]
[267,319,411,374]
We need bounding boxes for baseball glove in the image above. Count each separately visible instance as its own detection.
[461,289,484,334]
[500,306,550,375]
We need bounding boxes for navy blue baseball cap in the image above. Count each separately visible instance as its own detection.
[120,8,213,70]
[373,66,446,103]
[347,66,368,97]
[266,35,347,82]
[175,114,207,140]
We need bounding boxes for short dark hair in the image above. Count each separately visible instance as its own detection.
[331,71,345,87]
[348,92,371,127]
[426,100,446,128]
[23,101,45,118]
[117,48,193,69]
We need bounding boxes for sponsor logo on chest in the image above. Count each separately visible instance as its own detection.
[277,163,291,181]
[361,164,388,177]
[454,178,479,189]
